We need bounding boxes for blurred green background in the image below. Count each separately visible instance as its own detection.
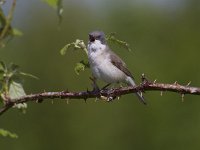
[1,0,200,149]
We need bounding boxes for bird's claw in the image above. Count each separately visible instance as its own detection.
[90,76,100,92]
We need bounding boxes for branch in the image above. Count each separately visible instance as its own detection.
[0,0,16,41]
[0,77,200,116]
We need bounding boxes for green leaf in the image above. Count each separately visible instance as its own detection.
[42,0,63,23]
[8,81,28,112]
[0,129,18,138]
[0,61,5,82]
[9,81,26,99]
[12,28,23,36]
[0,64,3,71]
[57,0,63,24]
[0,61,6,71]
[8,63,19,73]
[74,60,90,75]
[19,72,39,80]
[60,39,87,55]
[43,0,58,8]
[106,32,132,52]
[74,63,85,75]
[60,43,76,55]
[0,70,3,81]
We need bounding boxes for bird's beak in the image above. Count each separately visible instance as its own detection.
[89,34,95,42]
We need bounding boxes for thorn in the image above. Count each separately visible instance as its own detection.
[95,97,98,102]
[65,89,69,93]
[142,73,145,78]
[141,73,150,85]
[153,79,157,84]
[66,99,69,104]
[174,81,178,85]
[141,73,145,82]
[36,98,43,103]
[181,94,184,102]
[117,96,120,100]
[186,81,191,86]
[160,91,163,96]
[51,100,54,104]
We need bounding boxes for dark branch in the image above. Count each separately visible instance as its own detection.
[1,79,200,116]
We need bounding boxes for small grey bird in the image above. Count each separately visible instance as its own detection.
[87,31,146,104]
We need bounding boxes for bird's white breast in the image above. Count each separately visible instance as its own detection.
[88,40,126,83]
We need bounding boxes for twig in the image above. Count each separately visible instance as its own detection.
[1,79,200,116]
[0,0,16,40]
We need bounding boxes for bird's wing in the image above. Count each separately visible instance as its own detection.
[109,49,134,78]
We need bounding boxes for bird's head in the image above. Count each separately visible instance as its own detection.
[89,31,106,44]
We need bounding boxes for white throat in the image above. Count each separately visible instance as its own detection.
[88,40,106,54]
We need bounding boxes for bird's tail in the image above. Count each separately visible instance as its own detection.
[126,77,146,105]
[135,91,146,105]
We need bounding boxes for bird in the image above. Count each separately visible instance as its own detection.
[87,31,146,104]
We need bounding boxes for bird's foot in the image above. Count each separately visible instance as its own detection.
[90,76,100,92]
[92,85,100,92]
[141,73,151,85]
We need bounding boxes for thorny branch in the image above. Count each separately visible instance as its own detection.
[0,75,200,116]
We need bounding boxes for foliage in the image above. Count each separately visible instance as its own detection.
[0,0,62,138]
[0,0,62,47]
[0,6,17,47]
[0,128,18,138]
[12,28,23,36]
[106,32,132,51]
[42,0,63,23]
[0,62,36,135]
[0,61,37,109]
[74,60,90,75]
[60,39,87,55]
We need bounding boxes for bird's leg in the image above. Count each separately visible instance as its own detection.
[89,76,99,92]
[119,83,124,88]
[101,83,111,90]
